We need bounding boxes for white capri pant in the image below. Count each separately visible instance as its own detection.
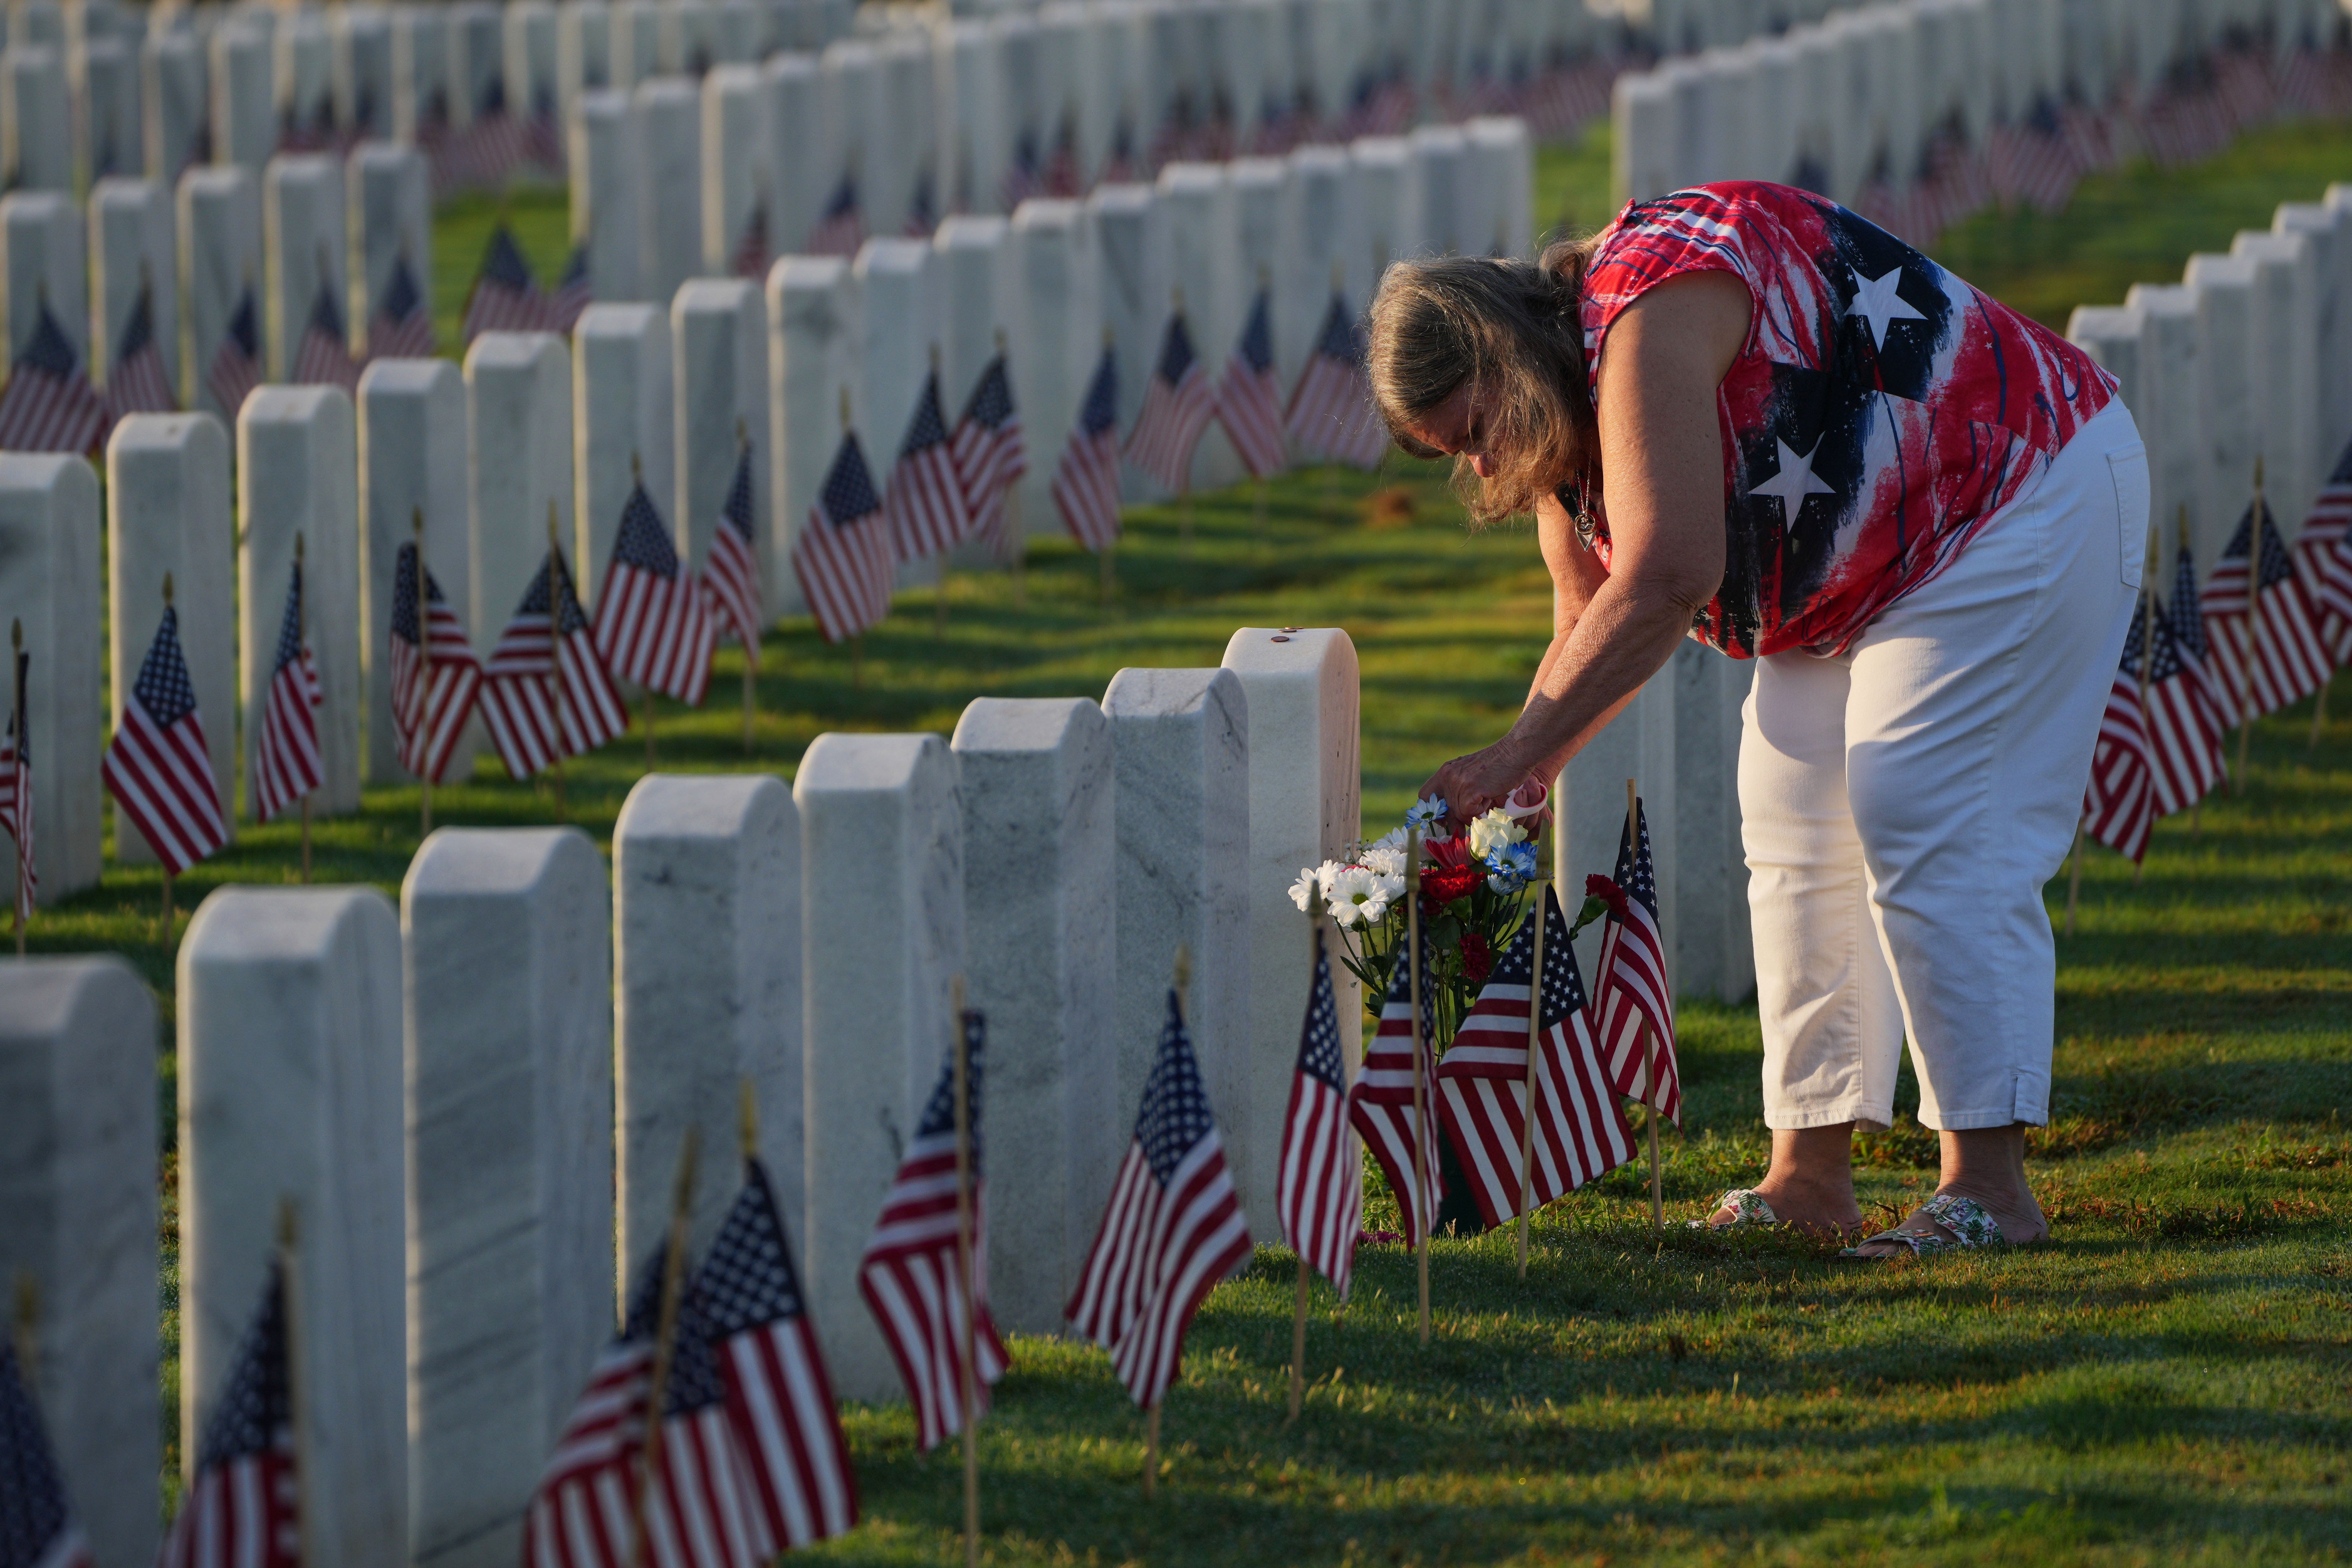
[1739,398,2149,1131]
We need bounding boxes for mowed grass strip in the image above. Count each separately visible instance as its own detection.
[114,115,2352,1559]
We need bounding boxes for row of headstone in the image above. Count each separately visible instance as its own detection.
[1614,0,2346,209]
[2067,185,2352,581]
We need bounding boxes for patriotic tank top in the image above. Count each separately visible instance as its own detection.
[1580,181,2116,658]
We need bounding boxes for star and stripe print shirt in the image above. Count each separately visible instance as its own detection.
[1579,181,2116,659]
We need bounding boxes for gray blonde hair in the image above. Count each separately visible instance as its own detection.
[1365,234,1604,526]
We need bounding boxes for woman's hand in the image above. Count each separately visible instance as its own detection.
[1419,746,1541,832]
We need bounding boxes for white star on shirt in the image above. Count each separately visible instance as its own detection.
[1847,265,1926,350]
[1750,436,1836,518]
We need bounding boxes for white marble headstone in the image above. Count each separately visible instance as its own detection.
[1155,163,1242,491]
[1349,134,1417,282]
[333,3,395,140]
[1087,182,1162,447]
[0,457,99,899]
[142,29,207,182]
[568,86,641,304]
[2183,252,2260,570]
[761,51,824,254]
[261,152,348,380]
[766,254,852,611]
[177,164,261,422]
[672,278,769,597]
[465,331,573,647]
[1670,642,1753,1005]
[1553,668,1678,987]
[701,62,770,278]
[347,141,431,356]
[2231,229,2319,534]
[88,178,177,398]
[573,301,674,604]
[634,74,703,305]
[0,191,86,364]
[1008,198,1095,533]
[2125,281,2205,574]
[357,359,472,784]
[209,23,273,172]
[2,45,70,190]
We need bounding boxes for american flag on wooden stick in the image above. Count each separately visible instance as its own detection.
[1346,931,1440,1247]
[2202,496,2332,722]
[524,1248,770,1568]
[596,482,714,704]
[1276,934,1360,1296]
[884,368,974,562]
[1067,988,1252,1409]
[1124,308,1214,493]
[479,547,625,779]
[949,352,1025,556]
[251,555,322,823]
[291,267,361,393]
[388,541,484,784]
[731,198,769,280]
[2082,603,2155,863]
[207,283,263,420]
[463,224,550,343]
[1052,343,1122,552]
[1286,291,1387,470]
[790,429,895,644]
[2142,562,2228,818]
[103,603,226,875]
[698,1157,858,1551]
[0,297,107,455]
[0,1332,93,1568]
[1215,288,1287,479]
[1437,886,1635,1231]
[159,1259,299,1568]
[858,1011,1008,1450]
[1595,798,1679,1124]
[2296,434,2352,660]
[103,273,177,420]
[702,437,764,652]
[807,176,864,258]
[367,250,436,361]
[548,241,593,335]
[0,646,33,925]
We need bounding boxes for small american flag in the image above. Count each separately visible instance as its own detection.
[807,176,864,258]
[883,368,973,562]
[948,353,1025,556]
[2144,566,2228,818]
[525,1249,770,1568]
[596,482,714,704]
[103,274,178,420]
[2082,603,2156,863]
[159,1259,299,1568]
[522,92,566,173]
[858,1011,1009,1450]
[1125,309,1215,494]
[0,1297,91,1568]
[1346,932,1440,1247]
[251,556,322,823]
[2203,497,2332,722]
[1066,988,1252,1409]
[702,438,764,651]
[291,270,360,393]
[2296,434,2352,659]
[731,199,770,280]
[103,603,226,875]
[445,82,528,194]
[367,250,437,361]
[1286,292,1389,470]
[1435,886,1635,1230]
[1276,932,1360,1296]
[0,647,33,925]
[463,225,550,343]
[0,299,108,455]
[207,283,263,419]
[699,1157,858,1550]
[1215,288,1287,480]
[1000,135,1044,210]
[1052,343,1122,552]
[548,242,594,335]
[1596,799,1678,1124]
[479,547,625,780]
[790,430,895,644]
[388,541,484,784]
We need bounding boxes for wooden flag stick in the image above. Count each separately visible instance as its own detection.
[2063,816,2086,935]
[625,1127,700,1568]
[1288,904,1323,1422]
[413,513,434,836]
[1147,947,1191,1497]
[547,505,569,820]
[1515,821,1548,1278]
[951,977,980,1568]
[275,1197,315,1568]
[1627,779,1662,1229]
[1406,827,1430,1347]
[2234,459,2265,793]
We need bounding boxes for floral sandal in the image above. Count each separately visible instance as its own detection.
[1838,1192,2009,1259]
[1691,1188,1779,1231]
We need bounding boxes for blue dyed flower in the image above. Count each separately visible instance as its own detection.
[1483,840,1540,894]
[1403,795,1447,832]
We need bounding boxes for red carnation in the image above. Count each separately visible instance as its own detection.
[1420,864,1481,911]
[1424,834,1473,871]
[1460,930,1493,986]
[1585,873,1630,923]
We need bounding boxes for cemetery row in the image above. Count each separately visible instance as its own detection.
[0,610,1756,1566]
[1614,0,2352,243]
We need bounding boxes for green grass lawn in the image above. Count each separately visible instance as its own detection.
[103,117,2352,1560]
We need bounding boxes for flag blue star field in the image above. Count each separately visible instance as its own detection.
[697,1157,858,1550]
[790,431,896,644]
[160,1260,297,1568]
[481,542,626,778]
[1125,309,1215,493]
[1348,928,1442,1247]
[292,268,360,391]
[596,481,714,703]
[103,603,227,875]
[1438,885,1635,1229]
[387,540,484,784]
[702,436,764,650]
[1596,799,1678,1122]
[1285,290,1388,470]
[1053,343,1123,551]
[860,1011,1008,1449]
[1277,933,1360,1296]
[0,1334,93,1568]
[949,353,1027,553]
[1068,990,1252,1408]
[2141,543,2228,818]
[2203,496,2332,721]
[1215,288,1287,479]
[104,274,177,419]
[208,283,262,418]
[0,297,106,454]
[464,224,550,341]
[369,250,436,359]
[0,646,32,922]
[251,555,322,823]
[2083,597,2155,863]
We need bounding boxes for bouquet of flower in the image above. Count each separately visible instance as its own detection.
[1290,777,1554,1050]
